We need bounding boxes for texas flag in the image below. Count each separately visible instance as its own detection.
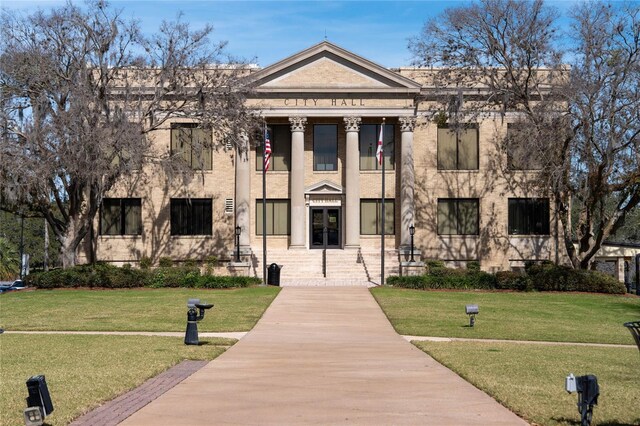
[376,123,384,166]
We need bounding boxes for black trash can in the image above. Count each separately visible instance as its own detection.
[267,263,281,286]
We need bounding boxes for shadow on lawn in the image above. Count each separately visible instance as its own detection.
[552,417,640,426]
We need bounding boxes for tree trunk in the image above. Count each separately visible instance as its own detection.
[60,236,77,269]
[44,219,49,271]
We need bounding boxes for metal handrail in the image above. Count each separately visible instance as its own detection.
[322,248,327,278]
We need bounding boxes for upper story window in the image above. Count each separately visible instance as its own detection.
[170,198,212,236]
[171,123,212,170]
[360,124,394,170]
[100,198,142,236]
[256,125,291,171]
[437,124,479,170]
[437,198,479,235]
[508,198,550,235]
[314,124,338,171]
[507,124,543,170]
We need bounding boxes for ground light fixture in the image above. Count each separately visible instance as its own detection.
[465,304,479,327]
[24,375,54,426]
[566,373,599,426]
[235,226,241,262]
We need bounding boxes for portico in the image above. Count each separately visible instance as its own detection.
[235,41,421,252]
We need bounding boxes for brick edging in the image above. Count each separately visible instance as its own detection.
[69,360,208,426]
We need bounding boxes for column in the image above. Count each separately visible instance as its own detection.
[289,116,307,248]
[235,132,251,251]
[344,116,361,249]
[399,116,417,248]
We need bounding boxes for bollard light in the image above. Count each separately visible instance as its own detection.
[465,304,479,327]
[565,373,599,426]
[235,226,241,262]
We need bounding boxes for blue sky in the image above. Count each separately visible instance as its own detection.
[1,0,579,68]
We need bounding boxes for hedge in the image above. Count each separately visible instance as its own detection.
[387,269,496,290]
[25,263,261,289]
[389,261,626,294]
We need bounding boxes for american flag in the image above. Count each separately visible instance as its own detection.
[376,123,384,166]
[264,128,271,172]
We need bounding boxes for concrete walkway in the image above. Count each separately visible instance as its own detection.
[120,287,527,425]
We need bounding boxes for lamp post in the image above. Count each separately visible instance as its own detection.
[235,226,241,262]
[409,224,415,263]
[19,212,25,279]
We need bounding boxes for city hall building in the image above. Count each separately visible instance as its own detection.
[90,41,575,283]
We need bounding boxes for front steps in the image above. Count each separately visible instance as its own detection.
[250,248,401,286]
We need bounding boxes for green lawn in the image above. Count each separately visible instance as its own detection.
[415,341,640,426]
[0,287,280,332]
[0,334,233,426]
[371,287,640,344]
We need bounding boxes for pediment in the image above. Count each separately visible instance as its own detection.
[305,180,344,195]
[251,41,421,93]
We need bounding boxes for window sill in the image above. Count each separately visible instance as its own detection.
[254,170,290,174]
[360,170,396,174]
[312,170,339,173]
[98,235,142,239]
[170,235,214,239]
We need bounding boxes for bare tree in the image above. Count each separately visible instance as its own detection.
[409,0,640,269]
[0,1,256,267]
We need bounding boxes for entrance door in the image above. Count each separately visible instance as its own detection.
[310,207,341,249]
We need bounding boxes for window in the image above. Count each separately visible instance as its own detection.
[171,123,212,170]
[437,124,479,170]
[100,198,142,235]
[170,198,212,236]
[360,199,395,235]
[314,124,338,171]
[437,199,479,235]
[506,124,542,170]
[508,198,550,235]
[359,124,394,170]
[256,125,291,171]
[256,199,290,235]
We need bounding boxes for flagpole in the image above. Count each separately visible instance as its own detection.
[381,118,386,286]
[262,121,267,285]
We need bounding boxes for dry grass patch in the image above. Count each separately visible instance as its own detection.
[0,334,234,426]
[414,341,639,426]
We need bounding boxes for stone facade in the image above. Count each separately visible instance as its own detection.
[90,41,564,274]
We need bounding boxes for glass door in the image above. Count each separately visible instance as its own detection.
[310,207,341,249]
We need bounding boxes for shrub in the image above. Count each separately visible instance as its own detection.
[466,260,481,272]
[424,259,446,275]
[139,256,152,269]
[388,261,623,294]
[26,263,260,289]
[526,263,625,294]
[197,275,261,289]
[495,271,533,291]
[204,256,219,275]
[388,268,496,290]
[183,259,198,268]
[158,257,173,268]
